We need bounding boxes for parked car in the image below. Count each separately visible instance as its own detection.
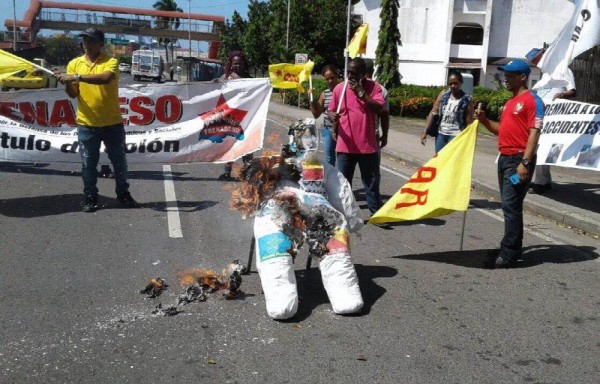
[0,58,57,91]
[119,63,131,73]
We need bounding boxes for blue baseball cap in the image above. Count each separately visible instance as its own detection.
[497,59,531,76]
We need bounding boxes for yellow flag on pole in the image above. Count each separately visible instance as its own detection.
[0,49,34,79]
[268,61,314,93]
[346,23,369,59]
[368,120,478,224]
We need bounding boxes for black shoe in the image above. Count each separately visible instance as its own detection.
[82,195,98,213]
[483,249,500,269]
[99,165,113,178]
[117,191,139,208]
[494,256,518,269]
[530,183,551,194]
[217,172,235,181]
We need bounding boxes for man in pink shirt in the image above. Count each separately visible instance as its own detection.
[328,58,385,215]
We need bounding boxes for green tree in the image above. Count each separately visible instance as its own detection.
[218,0,359,72]
[217,10,247,63]
[243,0,272,71]
[375,0,402,88]
[37,35,81,65]
[152,0,183,63]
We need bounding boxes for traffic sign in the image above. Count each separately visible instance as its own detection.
[110,38,130,45]
[295,53,308,65]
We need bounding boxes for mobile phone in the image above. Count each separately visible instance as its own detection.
[509,173,520,185]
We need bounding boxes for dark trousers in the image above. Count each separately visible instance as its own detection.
[336,152,382,214]
[497,154,536,261]
[78,124,129,197]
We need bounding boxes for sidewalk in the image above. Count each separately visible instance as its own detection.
[268,101,600,237]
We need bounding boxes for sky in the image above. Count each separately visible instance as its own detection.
[11,0,252,51]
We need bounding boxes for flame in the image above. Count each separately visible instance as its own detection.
[229,155,284,218]
[177,268,228,289]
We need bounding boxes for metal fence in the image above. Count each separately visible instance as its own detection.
[572,45,600,104]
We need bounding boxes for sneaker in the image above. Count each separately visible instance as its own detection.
[117,191,139,208]
[82,195,98,213]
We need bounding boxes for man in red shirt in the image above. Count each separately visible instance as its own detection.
[476,59,544,268]
[328,58,385,216]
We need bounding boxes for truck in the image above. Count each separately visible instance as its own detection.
[131,50,164,82]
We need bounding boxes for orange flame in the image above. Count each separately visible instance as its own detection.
[229,155,285,218]
[177,268,228,289]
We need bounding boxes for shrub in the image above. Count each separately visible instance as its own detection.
[399,97,434,118]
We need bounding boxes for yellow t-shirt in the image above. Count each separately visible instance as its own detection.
[67,54,122,127]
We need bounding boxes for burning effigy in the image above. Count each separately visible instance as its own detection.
[230,118,364,320]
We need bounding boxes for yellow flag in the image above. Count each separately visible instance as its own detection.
[269,61,314,93]
[346,23,369,59]
[0,49,34,77]
[368,121,478,224]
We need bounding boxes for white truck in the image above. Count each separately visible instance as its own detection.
[131,50,164,82]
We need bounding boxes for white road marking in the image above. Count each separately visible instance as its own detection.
[380,164,564,245]
[162,165,183,238]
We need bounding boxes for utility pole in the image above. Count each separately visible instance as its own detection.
[188,0,192,81]
[12,0,18,51]
[286,0,291,50]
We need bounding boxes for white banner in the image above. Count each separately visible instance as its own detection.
[538,0,600,86]
[538,99,600,171]
[0,78,272,163]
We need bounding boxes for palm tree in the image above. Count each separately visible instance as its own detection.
[153,0,183,64]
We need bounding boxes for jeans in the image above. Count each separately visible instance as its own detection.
[497,154,536,261]
[336,152,382,214]
[435,133,457,153]
[78,124,129,197]
[320,125,336,166]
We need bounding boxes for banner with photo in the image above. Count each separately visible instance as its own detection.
[538,99,600,171]
[0,78,272,163]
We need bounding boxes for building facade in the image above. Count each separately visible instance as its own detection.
[354,0,572,88]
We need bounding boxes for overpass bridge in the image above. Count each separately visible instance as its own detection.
[4,0,223,57]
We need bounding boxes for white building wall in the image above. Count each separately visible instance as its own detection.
[488,0,572,59]
[355,0,574,88]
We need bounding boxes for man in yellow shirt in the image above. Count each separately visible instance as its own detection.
[56,28,137,212]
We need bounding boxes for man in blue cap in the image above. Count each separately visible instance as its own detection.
[476,59,544,268]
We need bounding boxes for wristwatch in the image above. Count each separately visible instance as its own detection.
[74,74,81,82]
[357,90,365,98]
[521,158,531,166]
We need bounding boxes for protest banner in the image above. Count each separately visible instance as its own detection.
[369,120,478,224]
[537,99,600,171]
[0,78,272,163]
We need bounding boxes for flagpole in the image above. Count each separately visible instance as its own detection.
[344,0,352,78]
[309,74,313,102]
[459,211,467,251]
[336,79,348,114]
[459,115,481,251]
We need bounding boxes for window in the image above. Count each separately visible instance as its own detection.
[451,23,483,45]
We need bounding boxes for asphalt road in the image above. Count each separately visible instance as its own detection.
[1,110,599,383]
